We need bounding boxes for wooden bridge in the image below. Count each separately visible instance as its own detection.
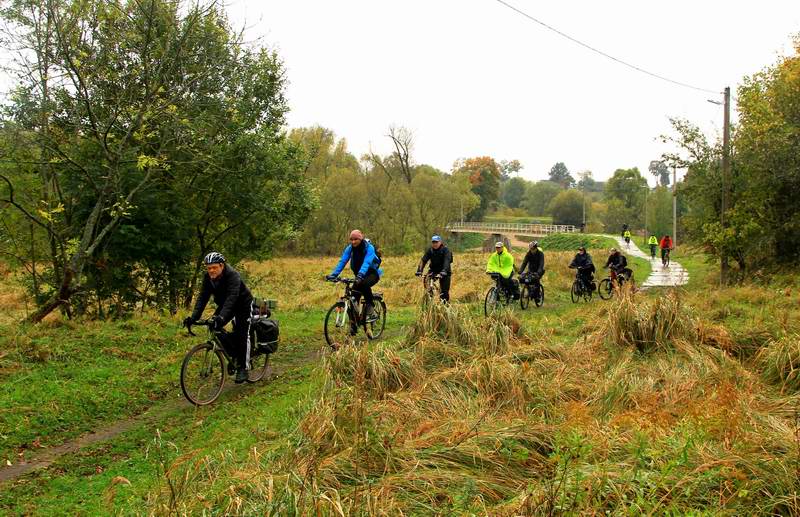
[445,221,578,237]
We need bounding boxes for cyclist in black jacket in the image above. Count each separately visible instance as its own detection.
[604,248,632,280]
[519,240,545,287]
[415,235,453,302]
[183,252,254,384]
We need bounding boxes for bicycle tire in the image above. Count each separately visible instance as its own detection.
[368,299,387,340]
[571,281,580,303]
[665,254,671,267]
[181,342,225,406]
[324,301,352,350]
[520,285,530,310]
[534,284,545,307]
[246,350,272,383]
[598,278,613,300]
[484,287,499,316]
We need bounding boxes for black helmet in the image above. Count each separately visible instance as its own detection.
[203,251,226,265]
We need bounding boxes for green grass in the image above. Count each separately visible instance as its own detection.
[538,233,618,252]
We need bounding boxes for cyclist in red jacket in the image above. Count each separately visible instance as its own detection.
[659,235,674,264]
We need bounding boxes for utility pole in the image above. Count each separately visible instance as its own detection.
[672,165,677,247]
[643,185,648,239]
[721,86,731,283]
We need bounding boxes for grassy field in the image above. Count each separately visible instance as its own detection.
[4,240,800,514]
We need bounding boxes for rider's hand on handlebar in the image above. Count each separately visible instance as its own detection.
[325,274,338,282]
[209,315,223,331]
[182,316,195,328]
[415,271,422,277]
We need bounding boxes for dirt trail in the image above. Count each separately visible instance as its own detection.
[0,352,315,485]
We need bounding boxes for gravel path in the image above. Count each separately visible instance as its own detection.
[611,236,689,288]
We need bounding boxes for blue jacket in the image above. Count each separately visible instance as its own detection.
[331,240,383,278]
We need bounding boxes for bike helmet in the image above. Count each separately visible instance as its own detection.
[495,241,503,248]
[610,248,617,253]
[529,240,539,249]
[204,251,226,265]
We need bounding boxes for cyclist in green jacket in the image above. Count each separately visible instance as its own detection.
[486,242,519,299]
[647,234,658,259]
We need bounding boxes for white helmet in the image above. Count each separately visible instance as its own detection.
[203,251,226,265]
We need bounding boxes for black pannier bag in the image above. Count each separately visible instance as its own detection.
[253,318,279,354]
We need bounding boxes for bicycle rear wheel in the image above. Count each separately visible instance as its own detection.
[246,350,272,383]
[181,343,225,406]
[598,278,613,300]
[324,301,353,350]
[367,299,387,340]
[520,285,530,310]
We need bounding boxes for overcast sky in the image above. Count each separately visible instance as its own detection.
[223,0,799,185]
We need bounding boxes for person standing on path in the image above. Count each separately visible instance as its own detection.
[416,235,453,302]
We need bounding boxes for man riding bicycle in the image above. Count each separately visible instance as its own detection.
[604,248,632,282]
[623,229,632,247]
[648,234,659,259]
[486,242,519,300]
[326,230,383,323]
[519,240,544,289]
[659,234,674,263]
[569,246,596,290]
[416,234,453,302]
[183,252,254,384]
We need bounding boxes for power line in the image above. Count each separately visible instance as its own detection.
[492,0,721,95]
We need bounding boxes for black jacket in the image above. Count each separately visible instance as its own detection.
[569,252,594,270]
[604,253,627,270]
[191,264,254,324]
[417,245,453,275]
[520,249,544,276]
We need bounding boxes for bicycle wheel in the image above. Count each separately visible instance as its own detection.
[484,287,499,316]
[520,285,530,310]
[534,284,545,307]
[665,254,671,267]
[368,299,387,340]
[181,343,225,406]
[571,281,581,303]
[246,350,272,383]
[598,278,613,300]
[324,301,353,350]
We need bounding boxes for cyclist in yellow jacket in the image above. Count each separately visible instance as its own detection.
[647,234,658,259]
[486,242,519,299]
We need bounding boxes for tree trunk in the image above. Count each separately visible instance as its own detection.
[26,266,75,323]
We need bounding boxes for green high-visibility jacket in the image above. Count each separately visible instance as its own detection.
[624,231,632,238]
[486,247,514,278]
[648,236,658,245]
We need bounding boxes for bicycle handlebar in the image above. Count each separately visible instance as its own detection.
[184,318,213,337]
[326,277,355,285]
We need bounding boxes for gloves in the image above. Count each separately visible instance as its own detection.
[209,316,223,331]
[325,274,338,281]
[415,271,422,277]
[356,274,364,281]
[182,316,195,328]
[437,272,446,279]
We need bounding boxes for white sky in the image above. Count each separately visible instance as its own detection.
[226,0,799,186]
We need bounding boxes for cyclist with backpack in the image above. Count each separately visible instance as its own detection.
[416,234,453,302]
[519,240,545,289]
[183,252,254,384]
[326,230,383,323]
[569,246,596,291]
[604,248,632,281]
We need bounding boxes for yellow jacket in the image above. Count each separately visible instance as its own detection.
[487,247,514,278]
[648,235,658,245]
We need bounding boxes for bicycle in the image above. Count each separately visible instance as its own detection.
[485,272,516,316]
[180,317,274,406]
[598,267,633,300]
[662,248,672,267]
[324,277,386,350]
[624,236,631,250]
[519,273,544,309]
[421,272,441,302]
[570,269,596,303]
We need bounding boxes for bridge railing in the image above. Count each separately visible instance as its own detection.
[445,222,578,234]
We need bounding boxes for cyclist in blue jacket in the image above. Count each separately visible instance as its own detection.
[326,229,383,322]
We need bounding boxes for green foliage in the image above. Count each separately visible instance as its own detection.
[547,189,584,226]
[548,161,575,188]
[500,176,528,208]
[453,156,502,220]
[537,233,617,251]
[523,180,562,216]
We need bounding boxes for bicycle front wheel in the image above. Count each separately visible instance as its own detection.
[484,287,499,316]
[246,350,272,383]
[324,301,353,350]
[181,343,225,406]
[520,285,530,310]
[598,278,613,300]
[571,281,580,303]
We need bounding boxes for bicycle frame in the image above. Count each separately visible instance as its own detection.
[186,320,230,358]
[329,278,365,327]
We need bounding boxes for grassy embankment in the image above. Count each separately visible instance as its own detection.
[1,243,629,513]
[132,246,800,515]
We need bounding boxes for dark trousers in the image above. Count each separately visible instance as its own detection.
[229,308,252,367]
[437,274,451,302]
[353,270,380,308]
[578,266,595,289]
[649,244,657,257]
[499,275,519,298]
